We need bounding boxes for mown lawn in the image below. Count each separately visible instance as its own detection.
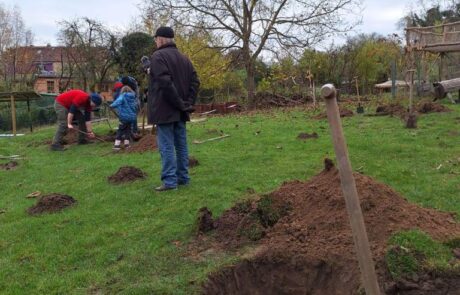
[0,102,459,294]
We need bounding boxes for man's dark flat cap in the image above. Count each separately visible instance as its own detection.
[155,26,174,38]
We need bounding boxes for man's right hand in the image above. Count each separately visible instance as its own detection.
[182,104,195,113]
[67,124,74,129]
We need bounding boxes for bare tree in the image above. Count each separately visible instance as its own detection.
[143,0,361,101]
[0,4,34,90]
[58,18,117,91]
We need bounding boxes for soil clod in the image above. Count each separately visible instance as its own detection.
[189,156,199,168]
[297,132,318,140]
[27,193,76,215]
[324,158,335,171]
[108,166,147,184]
[196,207,215,233]
[0,161,18,170]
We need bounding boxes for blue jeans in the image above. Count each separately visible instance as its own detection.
[156,121,189,188]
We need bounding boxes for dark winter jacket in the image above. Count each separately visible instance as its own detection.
[111,91,139,122]
[147,43,200,124]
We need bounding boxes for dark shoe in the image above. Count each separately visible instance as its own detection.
[50,144,66,151]
[154,185,177,192]
[178,181,189,186]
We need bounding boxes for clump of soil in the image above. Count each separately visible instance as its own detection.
[297,132,318,140]
[375,103,407,117]
[108,166,147,184]
[314,108,354,119]
[0,161,18,171]
[199,159,460,294]
[324,158,334,171]
[27,194,77,215]
[417,102,451,114]
[189,156,199,168]
[127,134,157,153]
[196,207,215,233]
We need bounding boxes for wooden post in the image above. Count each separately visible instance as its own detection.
[391,60,396,99]
[27,98,33,133]
[408,69,415,114]
[10,94,16,136]
[321,84,381,295]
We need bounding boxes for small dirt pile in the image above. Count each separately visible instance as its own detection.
[27,194,76,215]
[314,108,354,119]
[127,134,157,153]
[200,160,460,294]
[417,102,451,114]
[252,92,306,109]
[375,103,407,117]
[297,132,318,140]
[0,161,18,171]
[108,166,147,184]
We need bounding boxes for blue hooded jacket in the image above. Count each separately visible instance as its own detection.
[110,91,138,122]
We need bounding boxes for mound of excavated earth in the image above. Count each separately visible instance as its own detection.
[196,160,459,295]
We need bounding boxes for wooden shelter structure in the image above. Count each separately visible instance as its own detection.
[0,91,42,136]
[406,21,460,100]
[406,21,460,53]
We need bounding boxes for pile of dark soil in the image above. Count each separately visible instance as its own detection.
[252,92,307,109]
[189,156,199,168]
[0,161,18,170]
[27,194,76,215]
[417,102,451,114]
[107,166,147,184]
[314,108,354,119]
[297,132,318,140]
[43,130,115,145]
[375,103,407,117]
[198,160,460,294]
[127,134,157,153]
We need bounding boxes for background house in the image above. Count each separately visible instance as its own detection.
[4,45,115,100]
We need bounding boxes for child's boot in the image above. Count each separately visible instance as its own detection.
[113,140,121,151]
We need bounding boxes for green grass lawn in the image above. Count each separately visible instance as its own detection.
[0,102,459,294]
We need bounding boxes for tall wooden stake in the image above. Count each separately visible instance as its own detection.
[321,84,381,295]
[10,94,17,136]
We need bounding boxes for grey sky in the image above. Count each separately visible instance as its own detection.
[6,0,409,46]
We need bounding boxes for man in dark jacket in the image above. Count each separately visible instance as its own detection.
[148,26,200,191]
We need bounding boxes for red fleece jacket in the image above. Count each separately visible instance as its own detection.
[56,90,91,112]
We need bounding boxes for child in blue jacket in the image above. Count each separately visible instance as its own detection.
[110,86,139,150]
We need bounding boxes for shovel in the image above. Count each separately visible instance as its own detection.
[73,129,107,143]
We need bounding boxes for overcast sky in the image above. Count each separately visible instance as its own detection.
[5,0,411,46]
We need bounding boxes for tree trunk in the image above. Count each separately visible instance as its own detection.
[246,61,255,106]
